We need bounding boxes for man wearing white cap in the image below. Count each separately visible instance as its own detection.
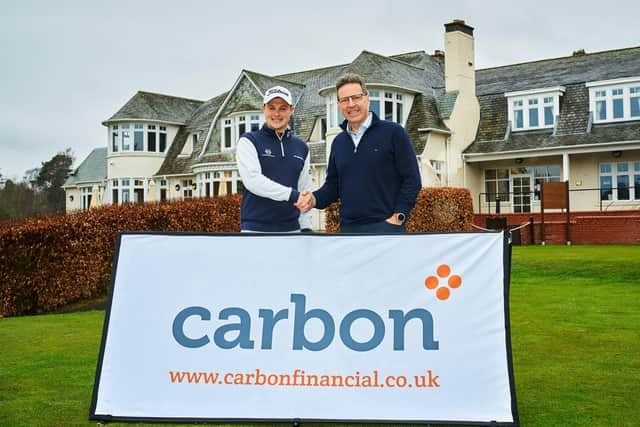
[236,86,312,232]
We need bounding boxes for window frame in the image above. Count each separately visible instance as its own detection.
[505,87,564,132]
[197,170,243,197]
[109,122,169,154]
[587,78,640,123]
[220,112,264,151]
[325,88,410,129]
[599,161,640,201]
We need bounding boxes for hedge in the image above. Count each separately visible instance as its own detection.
[325,187,474,233]
[1,188,473,317]
[0,196,241,317]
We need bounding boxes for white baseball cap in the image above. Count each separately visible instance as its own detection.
[263,86,293,105]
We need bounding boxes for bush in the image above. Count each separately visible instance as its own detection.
[0,196,241,317]
[325,187,474,232]
[1,189,473,317]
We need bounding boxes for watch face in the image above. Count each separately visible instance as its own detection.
[397,213,406,222]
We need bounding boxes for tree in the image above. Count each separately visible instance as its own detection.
[35,148,74,214]
[0,179,37,219]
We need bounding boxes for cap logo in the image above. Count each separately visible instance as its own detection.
[267,88,288,96]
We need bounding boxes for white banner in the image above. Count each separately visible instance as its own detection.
[91,232,518,425]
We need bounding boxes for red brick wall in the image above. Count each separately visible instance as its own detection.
[474,211,640,245]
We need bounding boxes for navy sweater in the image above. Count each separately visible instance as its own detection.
[240,126,309,232]
[313,113,421,225]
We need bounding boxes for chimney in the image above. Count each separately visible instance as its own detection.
[444,19,476,96]
[432,49,445,63]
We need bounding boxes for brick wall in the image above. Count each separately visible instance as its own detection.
[474,210,640,245]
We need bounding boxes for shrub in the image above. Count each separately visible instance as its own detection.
[0,196,241,317]
[1,189,473,317]
[325,187,474,232]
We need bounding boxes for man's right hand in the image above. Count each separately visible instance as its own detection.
[295,190,316,213]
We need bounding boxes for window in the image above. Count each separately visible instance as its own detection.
[121,179,131,203]
[513,100,523,129]
[528,99,539,127]
[612,88,624,119]
[430,160,445,182]
[111,179,118,204]
[223,119,232,149]
[134,179,145,203]
[533,165,561,201]
[111,178,148,204]
[250,115,261,131]
[159,179,167,202]
[220,113,263,150]
[595,90,607,121]
[588,78,640,123]
[182,179,193,199]
[369,90,406,125]
[600,161,640,201]
[159,126,167,152]
[80,187,92,211]
[110,123,169,153]
[631,87,640,117]
[484,169,510,202]
[506,88,564,131]
[111,125,119,152]
[543,97,554,126]
[197,170,244,197]
[327,89,409,129]
[121,124,130,150]
[147,125,157,152]
[134,124,144,151]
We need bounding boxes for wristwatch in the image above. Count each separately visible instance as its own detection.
[396,213,406,224]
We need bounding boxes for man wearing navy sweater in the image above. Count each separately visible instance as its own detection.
[236,86,312,232]
[296,73,421,233]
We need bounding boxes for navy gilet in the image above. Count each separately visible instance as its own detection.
[240,125,309,232]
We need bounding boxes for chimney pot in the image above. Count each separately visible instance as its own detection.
[444,19,474,36]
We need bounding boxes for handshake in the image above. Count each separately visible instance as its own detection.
[295,190,316,213]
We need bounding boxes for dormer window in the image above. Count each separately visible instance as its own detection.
[109,123,168,153]
[370,90,406,124]
[220,113,263,150]
[325,88,412,129]
[505,87,564,131]
[587,78,640,123]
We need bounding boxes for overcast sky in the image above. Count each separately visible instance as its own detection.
[1,0,638,180]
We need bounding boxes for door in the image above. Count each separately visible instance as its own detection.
[512,175,532,213]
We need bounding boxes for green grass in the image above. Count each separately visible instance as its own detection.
[1,245,639,426]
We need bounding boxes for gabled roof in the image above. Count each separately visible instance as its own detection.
[243,70,305,105]
[64,148,107,186]
[467,46,640,155]
[104,91,204,125]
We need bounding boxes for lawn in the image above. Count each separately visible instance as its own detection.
[1,245,638,426]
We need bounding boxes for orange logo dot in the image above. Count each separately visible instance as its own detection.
[425,276,439,289]
[424,264,462,302]
[436,264,450,278]
[436,287,450,300]
[448,275,462,289]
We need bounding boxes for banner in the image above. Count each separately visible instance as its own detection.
[90,232,518,425]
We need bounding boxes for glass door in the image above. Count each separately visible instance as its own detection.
[512,175,532,213]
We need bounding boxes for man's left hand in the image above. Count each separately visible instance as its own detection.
[385,213,403,225]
